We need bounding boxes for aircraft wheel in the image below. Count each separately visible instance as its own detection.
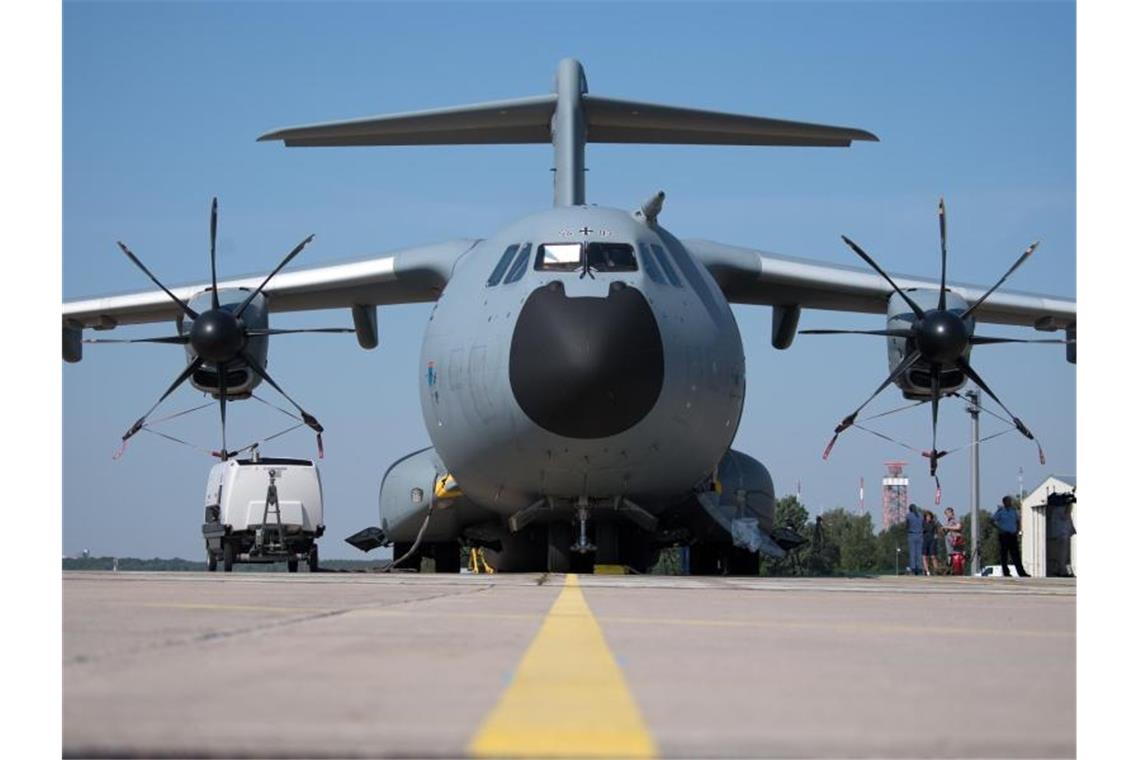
[619,526,655,574]
[308,545,319,573]
[547,523,572,573]
[433,542,461,573]
[222,540,236,573]
[688,544,721,576]
[391,542,422,571]
[207,550,217,572]
[595,522,620,566]
[726,547,758,576]
[287,559,299,573]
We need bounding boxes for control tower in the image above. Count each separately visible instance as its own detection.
[882,461,909,529]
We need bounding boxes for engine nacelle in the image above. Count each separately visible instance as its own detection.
[181,288,269,399]
[886,289,974,399]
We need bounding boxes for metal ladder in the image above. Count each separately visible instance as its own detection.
[256,468,288,552]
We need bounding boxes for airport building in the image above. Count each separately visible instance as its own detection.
[1021,474,1076,577]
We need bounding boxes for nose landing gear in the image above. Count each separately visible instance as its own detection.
[572,504,597,555]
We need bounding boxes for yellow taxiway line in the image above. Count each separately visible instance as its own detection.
[467,573,658,758]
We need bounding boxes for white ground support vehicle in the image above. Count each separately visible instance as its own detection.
[202,457,325,572]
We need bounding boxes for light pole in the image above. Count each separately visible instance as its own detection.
[966,389,981,575]
[896,546,901,576]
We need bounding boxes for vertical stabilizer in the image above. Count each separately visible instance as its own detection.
[552,58,588,207]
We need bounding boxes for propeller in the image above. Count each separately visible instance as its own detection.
[106,197,349,459]
[808,196,1058,478]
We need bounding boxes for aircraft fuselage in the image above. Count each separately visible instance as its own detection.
[419,205,746,516]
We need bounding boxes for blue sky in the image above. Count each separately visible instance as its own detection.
[62,1,1075,559]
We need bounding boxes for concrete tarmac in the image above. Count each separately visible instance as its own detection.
[63,571,1075,758]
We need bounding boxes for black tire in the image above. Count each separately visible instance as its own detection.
[726,546,758,576]
[594,522,620,566]
[688,543,722,576]
[222,540,236,572]
[308,544,319,573]
[618,525,655,574]
[547,523,572,573]
[207,550,217,572]
[287,559,299,573]
[432,542,461,573]
[391,542,422,571]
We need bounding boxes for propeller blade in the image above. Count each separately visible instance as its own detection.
[84,335,190,345]
[961,241,1040,320]
[217,359,228,460]
[822,350,923,459]
[209,197,220,310]
[234,234,315,318]
[240,350,323,433]
[244,328,355,337]
[840,236,925,319]
[938,197,949,311]
[956,360,1035,441]
[927,364,946,476]
[800,329,914,338]
[121,355,204,443]
[970,336,1073,345]
[116,241,199,320]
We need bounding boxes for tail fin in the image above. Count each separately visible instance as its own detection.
[259,58,877,206]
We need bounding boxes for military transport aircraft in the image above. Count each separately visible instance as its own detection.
[62,59,1076,574]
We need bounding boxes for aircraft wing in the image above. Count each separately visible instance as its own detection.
[685,238,1076,329]
[63,239,479,360]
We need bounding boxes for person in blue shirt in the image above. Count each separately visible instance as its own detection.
[906,504,924,576]
[993,495,1030,577]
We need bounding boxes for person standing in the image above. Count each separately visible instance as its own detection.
[943,507,965,575]
[993,495,1030,577]
[906,504,924,576]
[922,510,941,575]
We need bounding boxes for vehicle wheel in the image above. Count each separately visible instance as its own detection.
[207,550,217,572]
[222,540,236,572]
[432,542,461,573]
[287,559,299,573]
[308,544,319,573]
[547,522,572,573]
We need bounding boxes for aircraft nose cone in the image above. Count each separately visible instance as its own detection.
[509,281,664,439]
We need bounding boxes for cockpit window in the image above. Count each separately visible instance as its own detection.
[650,244,682,287]
[536,242,638,273]
[503,243,533,284]
[586,243,637,272]
[536,243,582,271]
[487,244,520,287]
[638,243,665,284]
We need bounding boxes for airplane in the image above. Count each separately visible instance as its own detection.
[62,59,1076,575]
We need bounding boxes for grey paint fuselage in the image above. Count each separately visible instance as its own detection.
[420,205,745,516]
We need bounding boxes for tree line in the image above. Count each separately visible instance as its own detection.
[756,495,1002,576]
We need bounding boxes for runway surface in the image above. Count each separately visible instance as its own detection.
[63,571,1075,758]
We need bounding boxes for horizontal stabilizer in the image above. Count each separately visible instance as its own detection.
[582,95,878,146]
[259,95,877,148]
[259,94,558,146]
